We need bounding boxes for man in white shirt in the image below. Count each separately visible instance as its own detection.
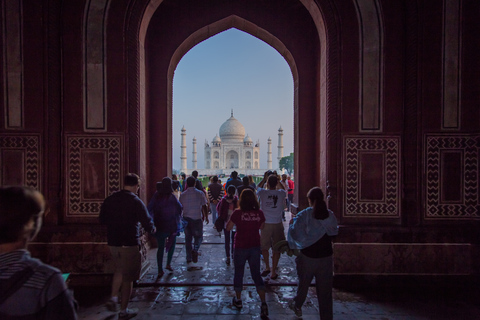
[256,171,287,280]
[180,177,209,263]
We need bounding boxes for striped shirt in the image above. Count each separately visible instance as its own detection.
[0,250,77,319]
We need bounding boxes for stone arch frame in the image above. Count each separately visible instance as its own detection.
[126,0,340,210]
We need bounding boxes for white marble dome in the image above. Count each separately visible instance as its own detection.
[212,134,221,143]
[219,113,245,142]
[244,134,253,143]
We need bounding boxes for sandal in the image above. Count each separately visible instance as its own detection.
[261,269,271,277]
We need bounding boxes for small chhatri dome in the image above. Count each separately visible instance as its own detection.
[278,126,283,132]
[219,110,246,142]
[212,134,221,143]
[244,134,253,143]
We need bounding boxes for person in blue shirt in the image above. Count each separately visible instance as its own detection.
[287,187,338,320]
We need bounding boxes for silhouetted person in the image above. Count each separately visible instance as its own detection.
[257,171,287,280]
[100,173,156,319]
[179,177,208,263]
[288,187,338,319]
[147,177,182,277]
[237,176,255,195]
[226,189,268,317]
[0,186,77,319]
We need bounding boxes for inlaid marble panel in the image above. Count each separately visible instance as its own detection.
[425,135,480,219]
[0,135,40,189]
[344,136,400,217]
[66,135,122,218]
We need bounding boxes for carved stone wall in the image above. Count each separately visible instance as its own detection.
[0,134,40,189]
[65,135,122,221]
[425,134,480,220]
[344,136,401,218]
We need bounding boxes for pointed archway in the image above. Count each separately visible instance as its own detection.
[130,0,336,210]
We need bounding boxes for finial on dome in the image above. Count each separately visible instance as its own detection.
[231,109,233,117]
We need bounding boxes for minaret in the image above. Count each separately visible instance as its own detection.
[267,137,272,170]
[180,126,187,173]
[192,137,197,170]
[277,126,284,170]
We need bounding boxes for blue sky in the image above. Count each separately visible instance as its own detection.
[172,28,294,171]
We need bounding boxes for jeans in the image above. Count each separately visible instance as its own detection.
[233,246,265,292]
[210,203,218,224]
[154,231,176,272]
[294,253,333,320]
[183,217,203,261]
[224,229,236,258]
[288,194,294,211]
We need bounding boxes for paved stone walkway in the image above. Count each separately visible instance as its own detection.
[77,212,480,319]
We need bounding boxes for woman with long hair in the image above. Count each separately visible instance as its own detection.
[287,187,338,319]
[147,177,183,277]
[216,185,238,265]
[226,188,268,318]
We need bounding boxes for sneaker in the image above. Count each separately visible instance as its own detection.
[261,302,269,317]
[105,298,118,312]
[118,307,139,319]
[288,299,302,317]
[192,250,198,263]
[232,296,243,309]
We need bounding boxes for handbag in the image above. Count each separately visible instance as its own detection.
[177,217,188,233]
[214,216,225,232]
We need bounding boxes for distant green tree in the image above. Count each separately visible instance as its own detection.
[279,153,294,175]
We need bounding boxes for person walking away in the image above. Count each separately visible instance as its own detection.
[225,171,242,190]
[280,174,289,221]
[248,175,257,189]
[207,175,224,226]
[0,186,78,319]
[216,185,238,265]
[237,176,255,196]
[179,176,209,263]
[287,176,295,211]
[226,188,268,318]
[147,177,183,277]
[257,171,287,280]
[180,173,186,191]
[100,173,156,319]
[171,174,182,199]
[287,187,338,319]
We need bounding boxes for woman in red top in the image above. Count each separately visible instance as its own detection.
[226,188,268,318]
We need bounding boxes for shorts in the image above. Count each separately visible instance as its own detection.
[260,223,286,252]
[109,246,141,282]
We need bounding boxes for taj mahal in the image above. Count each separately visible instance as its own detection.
[180,111,284,176]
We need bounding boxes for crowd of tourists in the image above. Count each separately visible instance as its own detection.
[0,170,338,320]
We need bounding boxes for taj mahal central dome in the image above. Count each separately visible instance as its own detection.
[219,111,246,142]
[180,110,283,174]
